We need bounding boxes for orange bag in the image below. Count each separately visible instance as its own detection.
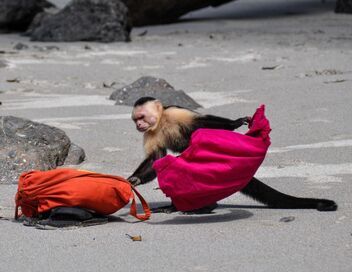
[15,168,151,221]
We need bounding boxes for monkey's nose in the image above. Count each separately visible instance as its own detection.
[136,122,144,131]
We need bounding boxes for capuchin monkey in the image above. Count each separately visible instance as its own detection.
[128,96,337,213]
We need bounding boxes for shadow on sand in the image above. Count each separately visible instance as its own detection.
[127,201,261,225]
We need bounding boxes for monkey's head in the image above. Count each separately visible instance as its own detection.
[132,97,163,132]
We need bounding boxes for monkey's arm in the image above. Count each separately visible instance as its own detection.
[128,148,167,186]
[195,115,250,131]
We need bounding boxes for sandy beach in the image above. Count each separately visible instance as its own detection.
[1,0,352,271]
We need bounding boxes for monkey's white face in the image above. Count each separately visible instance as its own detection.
[132,103,158,132]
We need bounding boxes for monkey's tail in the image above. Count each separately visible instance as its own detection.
[241,178,337,211]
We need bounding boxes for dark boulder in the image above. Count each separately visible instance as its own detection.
[335,0,352,13]
[0,116,85,184]
[121,0,234,26]
[0,0,53,31]
[109,76,202,109]
[28,0,131,42]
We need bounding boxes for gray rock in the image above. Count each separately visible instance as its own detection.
[65,143,86,165]
[28,0,131,42]
[0,0,53,31]
[109,76,202,109]
[0,116,85,184]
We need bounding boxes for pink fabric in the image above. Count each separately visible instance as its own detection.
[152,105,271,211]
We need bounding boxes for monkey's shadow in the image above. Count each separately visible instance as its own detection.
[139,202,264,225]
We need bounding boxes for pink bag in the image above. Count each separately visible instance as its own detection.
[153,105,271,211]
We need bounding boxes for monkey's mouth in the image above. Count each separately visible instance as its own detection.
[137,127,148,132]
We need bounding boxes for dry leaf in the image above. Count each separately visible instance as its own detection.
[138,30,148,37]
[7,78,20,83]
[126,234,142,242]
[324,79,346,84]
[103,82,116,88]
[262,65,283,70]
[279,216,295,222]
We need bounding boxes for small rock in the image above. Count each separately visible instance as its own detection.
[64,143,86,165]
[7,150,16,158]
[13,43,29,50]
[109,76,202,109]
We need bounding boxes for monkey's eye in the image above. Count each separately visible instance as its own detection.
[133,115,145,123]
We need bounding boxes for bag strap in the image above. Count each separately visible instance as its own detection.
[15,204,20,220]
[129,187,151,221]
[14,201,38,220]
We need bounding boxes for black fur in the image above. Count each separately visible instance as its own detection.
[242,178,337,211]
[131,148,166,183]
[194,115,250,131]
[133,96,156,107]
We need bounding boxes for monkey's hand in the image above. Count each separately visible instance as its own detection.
[151,204,177,214]
[243,116,252,125]
[127,176,142,186]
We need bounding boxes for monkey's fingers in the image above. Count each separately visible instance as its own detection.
[181,203,218,215]
[244,116,252,125]
[127,176,142,186]
[151,204,177,214]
